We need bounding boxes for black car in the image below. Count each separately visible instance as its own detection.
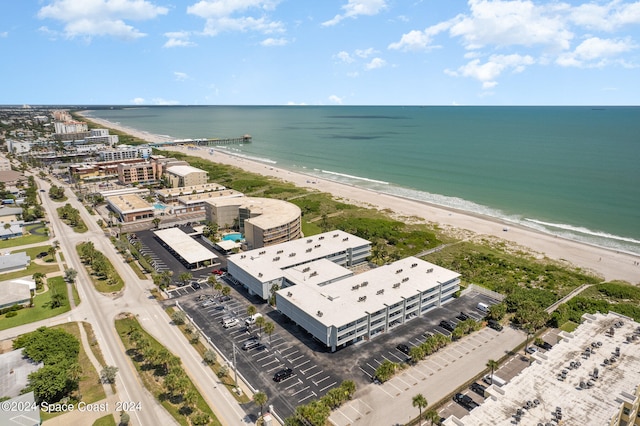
[488,320,503,331]
[191,282,201,290]
[439,320,456,332]
[273,368,294,382]
[454,393,479,410]
[456,312,470,321]
[36,251,49,259]
[536,341,553,350]
[470,382,486,396]
[396,344,410,355]
[216,295,232,303]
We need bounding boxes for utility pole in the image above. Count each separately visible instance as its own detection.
[232,343,238,390]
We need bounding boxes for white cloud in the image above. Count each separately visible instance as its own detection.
[388,21,451,51]
[164,31,196,48]
[152,98,180,105]
[174,72,189,81]
[449,0,573,51]
[335,51,354,63]
[355,47,376,58]
[0,31,7,38]
[328,95,344,104]
[37,0,168,40]
[365,57,387,70]
[322,0,387,26]
[570,1,640,32]
[286,101,307,105]
[187,0,284,35]
[261,37,288,46]
[130,97,145,105]
[557,36,637,67]
[446,53,534,88]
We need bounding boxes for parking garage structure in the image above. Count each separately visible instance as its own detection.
[227,230,371,300]
[276,256,460,352]
[154,227,218,269]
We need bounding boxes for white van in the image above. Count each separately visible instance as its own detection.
[223,318,239,328]
[483,374,506,387]
[245,313,263,325]
[477,302,490,313]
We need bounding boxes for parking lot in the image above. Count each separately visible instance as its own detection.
[168,279,501,419]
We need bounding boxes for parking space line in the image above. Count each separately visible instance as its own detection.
[319,381,337,393]
[385,380,404,395]
[358,366,372,378]
[301,364,317,374]
[256,354,272,362]
[277,346,292,353]
[284,349,299,358]
[267,365,284,373]
[291,359,311,369]
[313,376,330,386]
[298,392,317,404]
[262,359,279,368]
[387,351,404,362]
[290,355,304,363]
[307,370,323,380]
[284,378,300,389]
[393,375,412,390]
[292,386,310,396]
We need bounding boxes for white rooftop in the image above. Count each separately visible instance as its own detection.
[228,230,370,283]
[154,228,217,265]
[278,256,460,327]
[166,165,206,176]
[448,312,640,426]
[282,258,354,288]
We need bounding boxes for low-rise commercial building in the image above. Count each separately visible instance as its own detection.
[106,194,154,223]
[444,312,640,426]
[154,227,217,269]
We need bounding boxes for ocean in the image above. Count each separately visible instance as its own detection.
[84,106,640,255]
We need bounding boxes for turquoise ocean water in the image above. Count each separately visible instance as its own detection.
[85,106,640,255]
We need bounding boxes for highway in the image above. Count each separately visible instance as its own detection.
[0,174,251,425]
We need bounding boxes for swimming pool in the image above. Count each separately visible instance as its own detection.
[222,233,243,241]
[153,203,167,210]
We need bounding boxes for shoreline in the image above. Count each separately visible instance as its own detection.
[77,111,640,284]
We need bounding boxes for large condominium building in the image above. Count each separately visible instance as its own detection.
[54,120,88,134]
[117,162,157,185]
[444,312,640,426]
[165,165,208,188]
[99,145,151,162]
[85,129,119,146]
[277,255,460,351]
[227,230,371,301]
[203,197,302,249]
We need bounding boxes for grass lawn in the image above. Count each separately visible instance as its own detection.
[12,244,53,260]
[0,276,70,330]
[128,260,148,280]
[115,315,221,426]
[0,232,49,249]
[560,321,579,332]
[92,415,117,426]
[40,322,107,421]
[0,260,59,282]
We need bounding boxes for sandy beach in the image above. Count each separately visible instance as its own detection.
[80,112,640,284]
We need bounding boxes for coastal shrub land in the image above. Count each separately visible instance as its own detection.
[163,149,637,329]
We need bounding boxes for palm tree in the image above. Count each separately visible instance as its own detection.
[486,359,499,385]
[255,316,266,335]
[253,391,268,417]
[221,286,231,297]
[263,321,275,346]
[424,409,440,425]
[412,393,428,425]
[247,305,257,317]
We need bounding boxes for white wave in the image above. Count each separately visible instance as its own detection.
[321,170,389,185]
[524,218,640,245]
[224,151,277,164]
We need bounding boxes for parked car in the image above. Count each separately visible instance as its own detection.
[488,320,503,331]
[242,338,260,350]
[536,341,553,350]
[439,320,456,332]
[212,269,224,275]
[201,300,214,308]
[525,346,538,354]
[456,312,470,321]
[396,344,410,355]
[36,251,49,259]
[273,368,294,382]
[454,393,479,410]
[245,313,263,325]
[191,282,201,290]
[470,383,486,396]
[223,318,239,328]
[216,295,232,303]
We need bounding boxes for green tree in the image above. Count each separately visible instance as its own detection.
[424,408,440,425]
[221,286,231,297]
[374,360,397,383]
[178,272,193,287]
[183,388,198,409]
[203,349,217,365]
[171,310,186,325]
[412,393,428,424]
[100,366,118,384]
[263,321,275,345]
[120,411,130,425]
[486,359,499,385]
[253,391,268,417]
[247,305,257,318]
[64,268,78,283]
[152,217,161,229]
[487,302,507,321]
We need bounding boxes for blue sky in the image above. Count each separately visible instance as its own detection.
[1,0,640,105]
